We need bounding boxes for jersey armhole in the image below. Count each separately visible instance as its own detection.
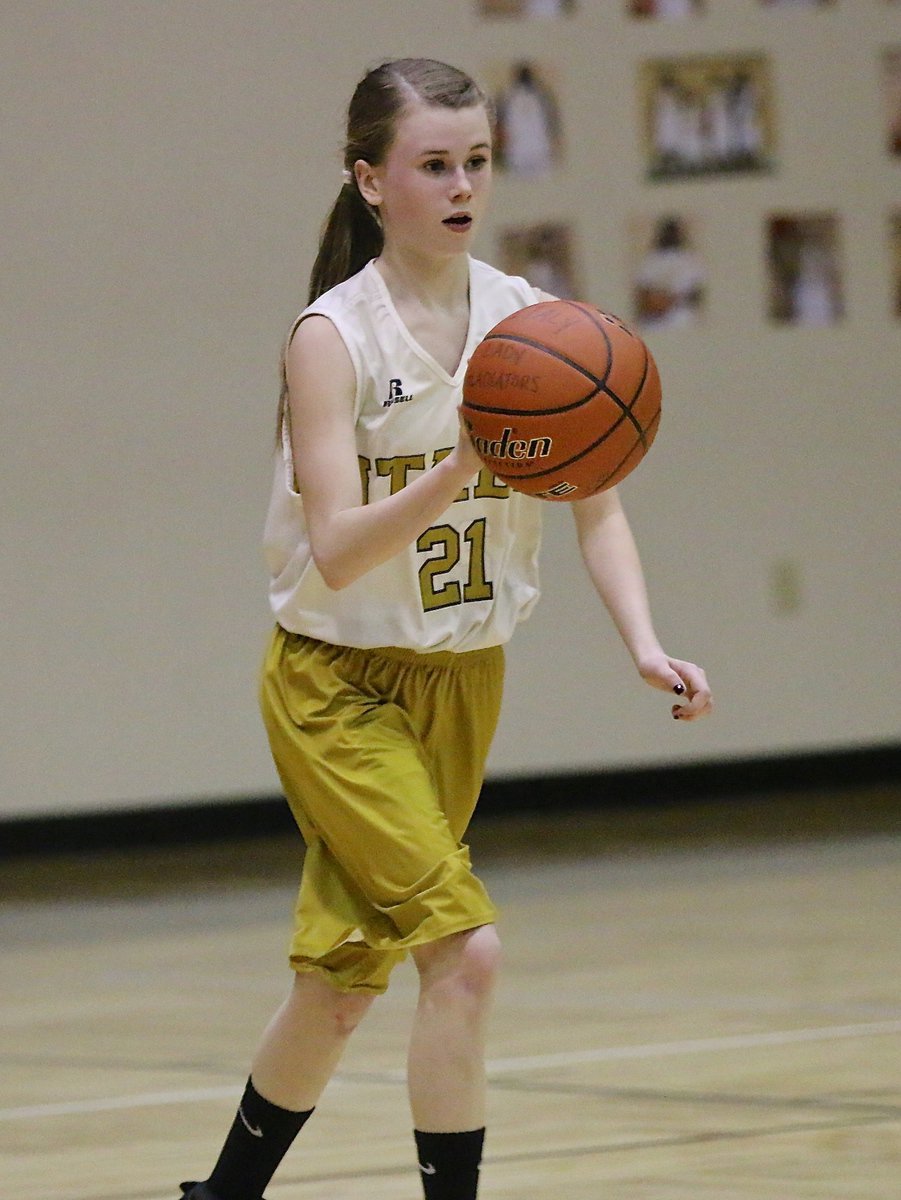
[286,310,364,419]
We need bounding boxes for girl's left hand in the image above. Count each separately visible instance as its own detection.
[637,653,713,722]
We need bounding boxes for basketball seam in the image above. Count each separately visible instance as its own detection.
[589,405,662,493]
[462,393,599,418]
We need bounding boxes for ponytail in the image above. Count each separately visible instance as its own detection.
[308,181,383,304]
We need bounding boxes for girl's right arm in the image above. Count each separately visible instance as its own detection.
[286,315,481,590]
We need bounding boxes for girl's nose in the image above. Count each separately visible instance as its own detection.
[449,166,473,199]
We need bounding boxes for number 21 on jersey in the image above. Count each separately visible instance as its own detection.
[417,519,493,612]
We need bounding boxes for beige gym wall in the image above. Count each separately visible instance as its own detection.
[2,0,899,817]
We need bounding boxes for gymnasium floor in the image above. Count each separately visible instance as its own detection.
[2,786,900,1200]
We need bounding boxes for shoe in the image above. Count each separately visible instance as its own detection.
[179,1183,269,1200]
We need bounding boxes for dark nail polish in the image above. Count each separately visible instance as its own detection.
[673,683,685,695]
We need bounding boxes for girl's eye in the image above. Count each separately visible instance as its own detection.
[422,156,490,173]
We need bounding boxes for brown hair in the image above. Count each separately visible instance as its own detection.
[277,59,492,437]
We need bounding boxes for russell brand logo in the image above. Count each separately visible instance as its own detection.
[383,378,414,407]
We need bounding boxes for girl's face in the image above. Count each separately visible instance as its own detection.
[357,102,493,260]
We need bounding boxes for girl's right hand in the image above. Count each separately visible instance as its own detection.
[453,407,484,476]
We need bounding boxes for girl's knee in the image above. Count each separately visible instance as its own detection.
[289,970,375,1037]
[462,924,502,988]
[414,924,502,1003]
[330,989,375,1036]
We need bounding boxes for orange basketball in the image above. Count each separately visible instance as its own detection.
[461,301,661,500]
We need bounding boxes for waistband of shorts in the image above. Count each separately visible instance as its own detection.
[281,628,502,670]
[368,642,502,668]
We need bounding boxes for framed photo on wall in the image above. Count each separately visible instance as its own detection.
[489,60,564,177]
[766,213,844,326]
[640,54,776,181]
[629,214,706,329]
[498,222,581,299]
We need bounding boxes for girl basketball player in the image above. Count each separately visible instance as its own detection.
[179,58,711,1200]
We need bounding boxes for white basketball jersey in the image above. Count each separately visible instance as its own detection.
[264,257,545,652]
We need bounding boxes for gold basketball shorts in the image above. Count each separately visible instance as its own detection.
[259,626,505,993]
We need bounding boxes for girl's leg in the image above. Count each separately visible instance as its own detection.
[188,973,374,1200]
[251,970,374,1109]
[408,924,501,1129]
[407,925,501,1199]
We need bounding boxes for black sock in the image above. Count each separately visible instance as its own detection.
[413,1128,485,1200]
[205,1077,313,1200]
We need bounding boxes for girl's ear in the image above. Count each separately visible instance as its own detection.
[354,159,382,208]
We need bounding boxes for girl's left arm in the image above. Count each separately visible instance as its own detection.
[570,487,713,721]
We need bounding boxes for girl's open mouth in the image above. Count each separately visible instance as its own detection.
[443,214,473,229]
